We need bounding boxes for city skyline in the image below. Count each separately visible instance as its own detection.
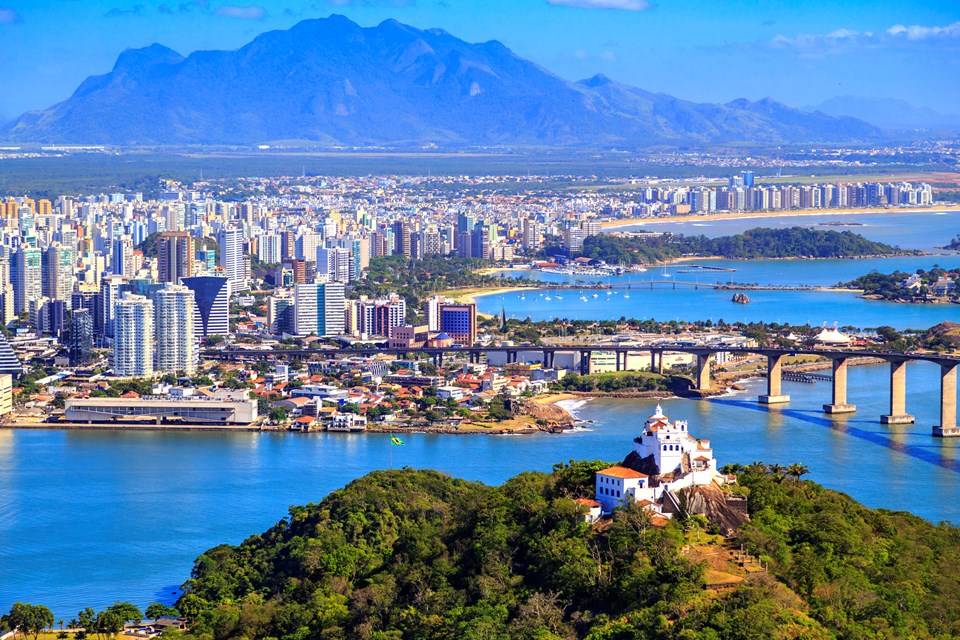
[0,0,958,121]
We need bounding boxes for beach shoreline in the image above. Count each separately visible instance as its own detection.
[601,205,960,230]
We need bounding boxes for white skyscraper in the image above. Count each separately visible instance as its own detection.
[154,284,198,375]
[316,246,352,283]
[218,227,245,290]
[112,293,154,377]
[258,233,282,264]
[293,283,317,337]
[294,282,345,337]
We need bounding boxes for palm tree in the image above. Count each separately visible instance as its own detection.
[746,461,767,475]
[768,463,786,481]
[719,463,744,475]
[787,463,810,483]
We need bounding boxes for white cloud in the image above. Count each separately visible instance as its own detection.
[773,21,960,50]
[0,8,22,24]
[825,28,859,40]
[214,4,267,19]
[548,0,652,11]
[771,27,863,48]
[887,21,960,40]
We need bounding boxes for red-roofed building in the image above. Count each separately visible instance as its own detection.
[595,466,650,512]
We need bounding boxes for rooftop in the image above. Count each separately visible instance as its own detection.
[598,465,648,479]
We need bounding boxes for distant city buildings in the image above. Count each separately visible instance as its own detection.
[0,170,942,383]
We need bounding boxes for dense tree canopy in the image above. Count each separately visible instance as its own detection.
[581,227,907,265]
[170,463,960,640]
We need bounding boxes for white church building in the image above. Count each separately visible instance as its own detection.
[595,405,721,514]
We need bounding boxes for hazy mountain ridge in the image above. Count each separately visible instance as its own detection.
[806,96,960,131]
[4,15,882,146]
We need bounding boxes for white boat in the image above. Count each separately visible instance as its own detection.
[545,296,552,301]
[580,296,588,301]
[592,293,599,298]
[555,295,563,300]
[624,294,630,299]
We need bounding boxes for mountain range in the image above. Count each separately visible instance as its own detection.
[3,15,882,147]
[805,96,960,132]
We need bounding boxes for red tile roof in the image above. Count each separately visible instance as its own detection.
[598,466,648,479]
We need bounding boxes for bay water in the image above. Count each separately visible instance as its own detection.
[3,210,960,620]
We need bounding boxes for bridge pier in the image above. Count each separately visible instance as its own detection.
[695,353,712,391]
[615,351,623,372]
[580,350,590,375]
[933,363,959,437]
[759,354,790,404]
[823,357,856,414]
[880,359,914,424]
[544,350,554,369]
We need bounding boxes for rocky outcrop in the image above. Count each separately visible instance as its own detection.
[621,450,661,479]
[676,484,750,536]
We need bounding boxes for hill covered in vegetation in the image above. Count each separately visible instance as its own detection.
[583,227,910,265]
[172,464,960,640]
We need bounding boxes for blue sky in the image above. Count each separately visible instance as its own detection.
[0,0,958,119]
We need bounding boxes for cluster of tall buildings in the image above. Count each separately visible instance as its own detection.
[0,172,940,380]
[631,176,934,216]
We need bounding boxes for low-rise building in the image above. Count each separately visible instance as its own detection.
[64,392,257,425]
[329,413,367,432]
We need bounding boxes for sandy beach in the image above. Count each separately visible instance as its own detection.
[601,205,960,230]
[440,285,540,305]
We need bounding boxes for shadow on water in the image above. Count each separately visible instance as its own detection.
[153,586,182,607]
[710,398,960,474]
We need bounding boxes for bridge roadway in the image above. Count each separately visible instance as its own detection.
[205,345,960,438]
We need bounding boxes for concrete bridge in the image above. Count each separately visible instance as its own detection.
[204,344,960,438]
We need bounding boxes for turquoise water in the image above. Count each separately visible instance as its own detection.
[2,361,959,620]
[483,210,960,328]
[3,209,960,621]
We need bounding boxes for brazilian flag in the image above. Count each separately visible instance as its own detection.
[391,435,405,446]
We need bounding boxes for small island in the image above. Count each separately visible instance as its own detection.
[577,226,917,265]
[842,266,959,303]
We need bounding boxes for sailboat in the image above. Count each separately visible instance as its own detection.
[661,265,672,278]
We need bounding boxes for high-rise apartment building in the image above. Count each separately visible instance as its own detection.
[11,245,41,314]
[267,294,295,335]
[100,274,129,339]
[294,282,345,337]
[154,284,198,374]
[112,293,154,377]
[42,243,75,303]
[112,237,134,277]
[392,220,411,257]
[316,247,352,283]
[157,231,195,284]
[258,233,282,264]
[358,295,406,337]
[217,227,245,290]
